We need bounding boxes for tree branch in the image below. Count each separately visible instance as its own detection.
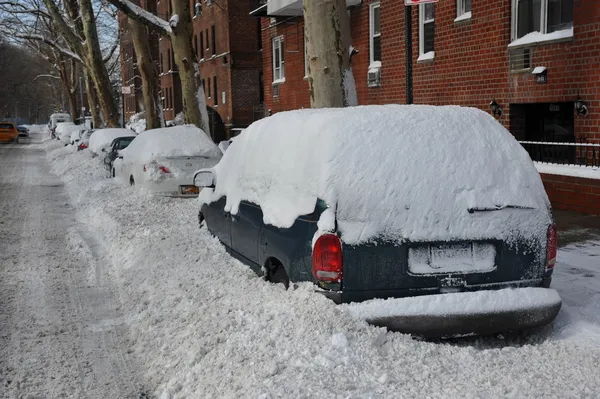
[17,33,82,62]
[104,0,171,36]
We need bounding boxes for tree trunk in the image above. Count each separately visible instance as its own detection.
[79,0,120,127]
[129,18,163,130]
[304,0,357,108]
[85,74,102,129]
[170,0,209,134]
[58,60,80,123]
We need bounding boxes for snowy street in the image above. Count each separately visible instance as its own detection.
[2,130,600,398]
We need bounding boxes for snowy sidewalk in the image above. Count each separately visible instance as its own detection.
[42,139,600,398]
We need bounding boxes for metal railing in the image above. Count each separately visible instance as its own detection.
[519,140,600,168]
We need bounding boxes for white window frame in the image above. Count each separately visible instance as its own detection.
[510,0,574,42]
[369,2,381,67]
[456,0,471,22]
[272,36,285,84]
[419,3,435,61]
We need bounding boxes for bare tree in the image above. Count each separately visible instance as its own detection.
[105,0,210,134]
[304,0,357,108]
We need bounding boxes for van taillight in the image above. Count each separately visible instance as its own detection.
[312,234,343,282]
[546,224,557,270]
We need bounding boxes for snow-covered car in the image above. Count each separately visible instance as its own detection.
[70,129,85,145]
[115,125,222,197]
[195,105,562,338]
[55,122,83,145]
[88,128,136,156]
[103,136,136,177]
[77,129,94,151]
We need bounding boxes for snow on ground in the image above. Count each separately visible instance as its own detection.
[43,141,600,398]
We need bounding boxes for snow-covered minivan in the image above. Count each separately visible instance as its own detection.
[195,105,562,337]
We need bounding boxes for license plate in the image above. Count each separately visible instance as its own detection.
[180,185,199,195]
[408,243,496,275]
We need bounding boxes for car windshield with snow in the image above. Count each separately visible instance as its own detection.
[116,125,222,197]
[196,105,562,337]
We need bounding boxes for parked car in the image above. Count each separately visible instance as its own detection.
[103,136,136,177]
[115,125,222,197]
[48,112,72,138]
[0,121,18,143]
[77,129,95,151]
[70,129,85,145]
[195,105,562,337]
[16,125,29,138]
[88,128,136,156]
[55,122,82,145]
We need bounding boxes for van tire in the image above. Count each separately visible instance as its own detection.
[265,259,289,289]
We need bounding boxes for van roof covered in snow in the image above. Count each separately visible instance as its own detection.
[201,105,550,244]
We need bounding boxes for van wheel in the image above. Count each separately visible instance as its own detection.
[264,259,289,289]
[130,176,135,186]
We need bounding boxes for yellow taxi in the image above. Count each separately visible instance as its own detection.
[0,121,19,143]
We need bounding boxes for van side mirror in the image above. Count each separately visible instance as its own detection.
[194,170,215,188]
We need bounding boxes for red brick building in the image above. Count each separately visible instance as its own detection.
[254,0,600,212]
[257,0,598,141]
[120,0,264,138]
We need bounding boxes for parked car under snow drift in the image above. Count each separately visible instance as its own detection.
[195,104,562,338]
[115,125,222,197]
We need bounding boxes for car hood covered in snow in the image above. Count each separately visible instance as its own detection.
[88,128,136,154]
[201,105,551,245]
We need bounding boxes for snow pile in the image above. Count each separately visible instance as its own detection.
[344,288,561,319]
[120,125,221,164]
[88,128,136,154]
[173,112,185,126]
[24,124,49,134]
[43,138,600,398]
[126,112,147,134]
[534,162,600,180]
[508,27,574,48]
[201,105,551,245]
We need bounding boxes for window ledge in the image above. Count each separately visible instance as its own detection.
[454,12,471,24]
[417,51,435,63]
[272,78,286,85]
[508,27,574,49]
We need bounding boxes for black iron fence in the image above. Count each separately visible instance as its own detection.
[519,140,600,168]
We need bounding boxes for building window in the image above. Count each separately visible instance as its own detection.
[171,49,176,71]
[456,0,471,20]
[200,32,204,59]
[419,3,435,59]
[272,36,285,82]
[194,35,198,58]
[369,2,381,66]
[207,78,211,98]
[512,0,573,40]
[167,49,171,71]
[205,29,209,53]
[213,76,218,106]
[160,52,163,74]
[202,79,206,96]
[211,25,216,55]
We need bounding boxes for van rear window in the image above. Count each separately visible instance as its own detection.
[0,123,14,129]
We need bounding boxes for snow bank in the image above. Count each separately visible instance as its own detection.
[121,125,221,164]
[344,288,561,319]
[88,128,136,154]
[201,105,550,245]
[127,112,147,134]
[44,135,600,398]
[534,162,600,180]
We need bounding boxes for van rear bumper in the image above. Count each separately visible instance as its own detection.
[342,287,561,338]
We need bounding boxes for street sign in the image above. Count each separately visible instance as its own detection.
[405,0,439,5]
[121,86,131,94]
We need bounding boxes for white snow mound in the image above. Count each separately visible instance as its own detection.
[201,105,551,245]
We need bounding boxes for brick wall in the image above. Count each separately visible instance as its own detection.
[541,173,600,215]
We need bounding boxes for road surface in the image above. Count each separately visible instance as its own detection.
[0,135,145,398]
